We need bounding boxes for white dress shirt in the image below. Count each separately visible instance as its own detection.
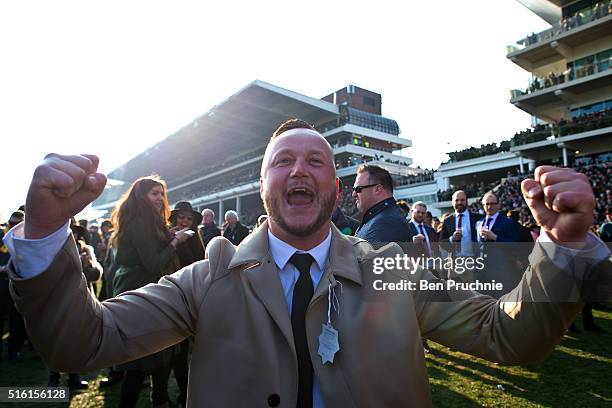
[268,228,331,408]
[453,210,474,256]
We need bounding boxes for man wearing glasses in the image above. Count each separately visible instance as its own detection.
[476,192,520,243]
[352,164,412,250]
[475,192,522,297]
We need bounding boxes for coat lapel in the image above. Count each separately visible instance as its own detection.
[227,222,295,352]
[311,226,362,306]
[226,223,364,358]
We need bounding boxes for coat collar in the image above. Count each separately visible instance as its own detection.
[228,220,362,286]
[227,220,362,353]
[360,197,396,226]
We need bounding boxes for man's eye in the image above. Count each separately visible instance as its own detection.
[310,158,323,165]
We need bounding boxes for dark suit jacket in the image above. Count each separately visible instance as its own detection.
[223,222,250,246]
[439,211,483,253]
[407,221,440,258]
[476,214,520,243]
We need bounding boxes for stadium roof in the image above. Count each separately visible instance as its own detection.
[108,80,339,184]
[515,0,561,24]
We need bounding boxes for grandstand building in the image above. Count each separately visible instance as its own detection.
[398,0,612,215]
[94,1,611,224]
[93,81,415,226]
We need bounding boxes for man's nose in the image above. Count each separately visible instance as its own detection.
[290,157,308,177]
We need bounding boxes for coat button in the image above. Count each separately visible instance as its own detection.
[267,394,280,407]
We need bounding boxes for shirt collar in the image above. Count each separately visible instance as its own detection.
[455,209,468,217]
[485,212,500,222]
[267,228,331,272]
[410,219,423,229]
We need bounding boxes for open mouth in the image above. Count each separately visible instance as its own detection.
[286,187,315,206]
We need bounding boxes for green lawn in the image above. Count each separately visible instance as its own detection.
[1,310,611,407]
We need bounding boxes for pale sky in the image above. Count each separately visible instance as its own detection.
[0,0,550,220]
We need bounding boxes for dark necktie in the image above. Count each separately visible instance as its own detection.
[485,217,492,229]
[457,213,463,229]
[418,224,430,257]
[289,253,315,408]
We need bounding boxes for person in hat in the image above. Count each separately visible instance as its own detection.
[170,201,205,267]
[168,201,205,407]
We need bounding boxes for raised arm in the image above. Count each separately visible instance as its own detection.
[4,154,206,372]
[416,166,610,364]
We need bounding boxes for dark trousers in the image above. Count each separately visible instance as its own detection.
[172,339,190,407]
[0,279,26,356]
[582,302,596,327]
[119,365,172,408]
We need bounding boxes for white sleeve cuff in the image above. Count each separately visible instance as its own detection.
[2,221,71,279]
[537,229,611,270]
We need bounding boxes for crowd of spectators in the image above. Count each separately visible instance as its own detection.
[437,180,498,202]
[170,164,260,202]
[335,154,411,170]
[522,0,611,47]
[394,170,434,187]
[466,156,611,228]
[445,109,612,163]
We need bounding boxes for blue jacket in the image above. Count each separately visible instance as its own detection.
[476,213,520,243]
[355,198,412,250]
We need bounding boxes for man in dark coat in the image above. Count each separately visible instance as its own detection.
[198,208,221,249]
[439,190,484,256]
[222,210,250,246]
[407,201,440,260]
[353,165,412,250]
[475,192,522,298]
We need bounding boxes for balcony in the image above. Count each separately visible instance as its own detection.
[507,3,612,70]
[510,62,612,121]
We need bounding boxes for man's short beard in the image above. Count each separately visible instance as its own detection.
[263,189,336,237]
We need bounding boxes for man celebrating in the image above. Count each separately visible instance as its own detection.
[3,119,611,407]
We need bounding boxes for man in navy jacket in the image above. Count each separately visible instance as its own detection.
[353,165,412,250]
[476,192,520,243]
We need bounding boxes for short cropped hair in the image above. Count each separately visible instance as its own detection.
[357,164,394,193]
[272,118,316,139]
[412,201,427,210]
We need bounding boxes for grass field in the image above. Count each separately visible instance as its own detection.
[1,310,610,407]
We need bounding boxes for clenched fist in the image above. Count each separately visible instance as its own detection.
[521,166,594,245]
[25,154,107,239]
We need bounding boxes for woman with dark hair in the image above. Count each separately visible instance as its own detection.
[110,176,190,408]
[167,201,205,407]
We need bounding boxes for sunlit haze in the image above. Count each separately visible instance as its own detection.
[0,0,550,219]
